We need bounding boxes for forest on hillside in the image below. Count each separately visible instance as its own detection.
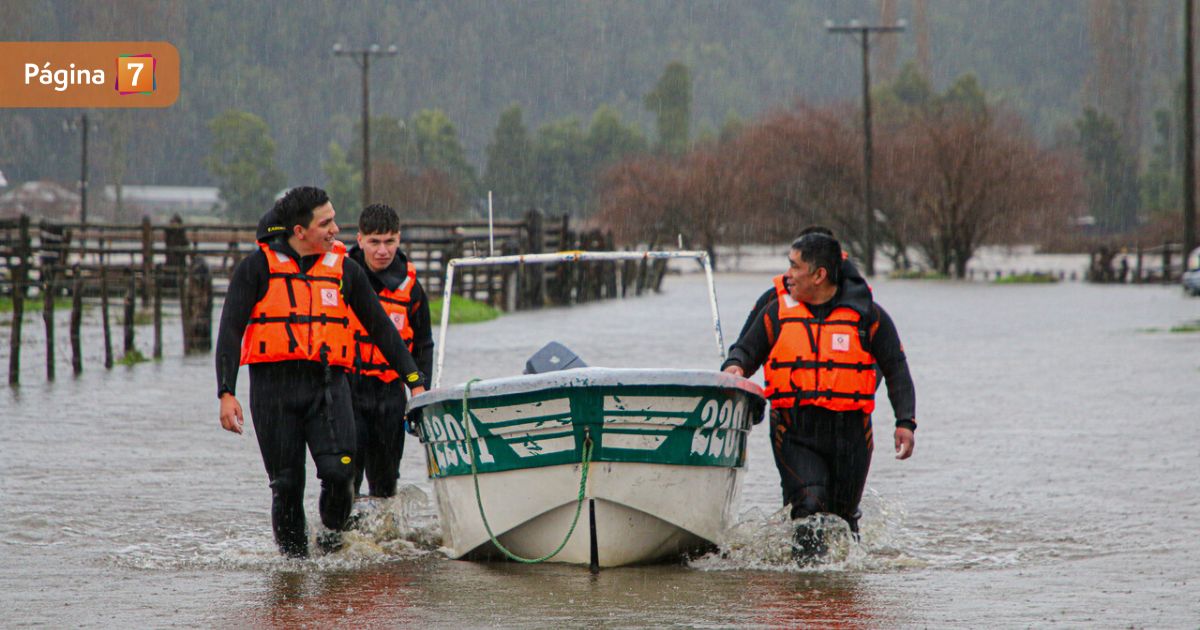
[0,0,1190,265]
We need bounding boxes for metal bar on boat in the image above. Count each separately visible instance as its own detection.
[431,249,727,388]
[434,259,457,388]
[700,253,726,360]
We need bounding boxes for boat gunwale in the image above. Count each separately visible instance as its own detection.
[409,367,766,411]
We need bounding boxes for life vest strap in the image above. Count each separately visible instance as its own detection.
[769,358,876,372]
[770,390,875,402]
[266,271,340,285]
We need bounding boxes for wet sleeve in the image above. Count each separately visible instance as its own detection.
[734,287,777,345]
[409,281,435,379]
[721,300,776,376]
[869,304,917,428]
[342,259,424,386]
[215,252,266,398]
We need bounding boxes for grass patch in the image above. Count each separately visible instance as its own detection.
[129,309,155,326]
[0,296,75,312]
[116,348,150,366]
[429,296,500,325]
[994,273,1059,284]
[889,269,949,280]
[1169,321,1200,334]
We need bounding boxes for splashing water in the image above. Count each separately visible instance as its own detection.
[109,484,442,571]
[690,487,926,572]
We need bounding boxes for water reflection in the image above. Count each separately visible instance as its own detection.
[743,572,874,628]
[241,565,418,628]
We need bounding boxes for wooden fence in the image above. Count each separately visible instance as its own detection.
[0,210,667,384]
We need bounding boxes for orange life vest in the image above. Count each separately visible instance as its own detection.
[240,242,355,368]
[762,293,876,413]
[350,260,418,383]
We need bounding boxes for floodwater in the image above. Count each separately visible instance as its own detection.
[2,269,1198,628]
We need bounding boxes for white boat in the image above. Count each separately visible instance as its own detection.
[408,250,766,568]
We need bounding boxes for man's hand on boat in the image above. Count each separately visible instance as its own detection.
[219,393,244,435]
[723,365,745,378]
[894,427,915,460]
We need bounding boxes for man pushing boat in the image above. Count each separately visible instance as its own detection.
[722,233,916,562]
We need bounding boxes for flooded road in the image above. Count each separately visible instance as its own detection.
[2,271,1198,627]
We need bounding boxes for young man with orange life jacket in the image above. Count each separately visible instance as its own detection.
[214,187,426,558]
[345,203,433,499]
[721,233,915,561]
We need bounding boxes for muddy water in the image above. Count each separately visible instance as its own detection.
[2,272,1198,627]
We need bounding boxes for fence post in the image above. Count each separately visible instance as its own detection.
[1162,241,1172,284]
[123,270,136,355]
[153,264,163,359]
[523,208,544,309]
[100,263,113,369]
[71,266,83,375]
[43,266,55,381]
[7,214,31,384]
[141,216,153,307]
[183,256,213,354]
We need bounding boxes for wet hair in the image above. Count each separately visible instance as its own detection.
[358,203,400,235]
[791,233,842,285]
[798,225,835,238]
[276,186,330,233]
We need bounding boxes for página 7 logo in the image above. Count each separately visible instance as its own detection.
[24,62,105,92]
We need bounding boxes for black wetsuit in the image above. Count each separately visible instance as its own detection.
[346,245,434,498]
[722,272,915,531]
[215,236,423,557]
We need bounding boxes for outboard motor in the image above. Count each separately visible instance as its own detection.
[524,341,588,374]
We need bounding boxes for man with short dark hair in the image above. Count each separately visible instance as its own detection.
[215,186,426,558]
[346,203,433,498]
[722,233,916,562]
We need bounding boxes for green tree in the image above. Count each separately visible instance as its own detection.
[411,109,478,199]
[349,115,415,174]
[205,110,285,222]
[532,117,590,217]
[484,105,534,216]
[323,141,361,220]
[939,74,988,114]
[1076,107,1140,232]
[1141,85,1183,214]
[644,62,692,156]
[586,105,648,171]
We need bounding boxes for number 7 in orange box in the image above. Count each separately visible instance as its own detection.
[116,54,156,95]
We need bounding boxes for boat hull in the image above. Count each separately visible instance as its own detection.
[410,368,766,566]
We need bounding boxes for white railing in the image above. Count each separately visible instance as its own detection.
[433,250,726,388]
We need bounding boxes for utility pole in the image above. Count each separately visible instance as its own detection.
[333,43,398,209]
[826,19,906,276]
[63,113,94,224]
[1185,0,1196,266]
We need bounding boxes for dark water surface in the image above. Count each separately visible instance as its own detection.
[2,273,1198,627]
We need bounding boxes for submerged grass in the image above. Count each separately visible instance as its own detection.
[428,296,500,325]
[0,296,76,312]
[994,273,1058,284]
[116,348,150,366]
[888,269,949,280]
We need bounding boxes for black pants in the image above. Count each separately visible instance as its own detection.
[348,374,408,498]
[249,361,357,557]
[770,405,874,531]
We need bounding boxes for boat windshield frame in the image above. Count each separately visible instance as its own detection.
[432,250,725,389]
